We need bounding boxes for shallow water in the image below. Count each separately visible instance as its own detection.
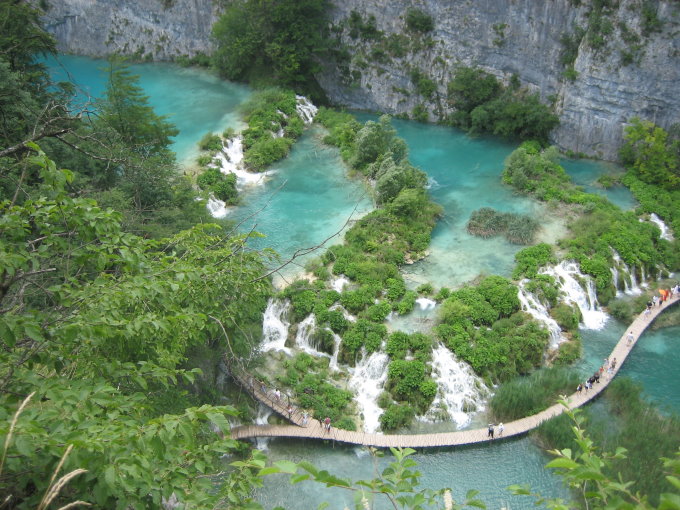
[226,127,373,282]
[44,54,251,165]
[256,436,569,510]
[353,116,632,289]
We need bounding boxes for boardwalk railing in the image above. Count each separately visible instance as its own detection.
[230,293,679,448]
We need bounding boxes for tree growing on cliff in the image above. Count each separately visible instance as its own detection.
[620,117,680,191]
[211,0,330,99]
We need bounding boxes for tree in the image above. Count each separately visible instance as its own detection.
[620,117,680,190]
[0,146,273,507]
[211,0,330,97]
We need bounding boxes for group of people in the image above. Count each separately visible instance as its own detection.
[647,285,678,314]
[577,357,616,394]
[487,422,504,439]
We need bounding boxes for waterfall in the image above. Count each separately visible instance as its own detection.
[517,280,564,348]
[421,344,490,427]
[415,297,437,311]
[211,135,271,189]
[206,195,228,218]
[640,265,649,288]
[332,276,350,293]
[348,350,389,433]
[295,95,318,124]
[540,261,608,330]
[260,299,292,354]
[609,266,623,297]
[295,314,324,356]
[255,404,273,450]
[628,266,642,295]
[328,331,342,371]
[650,213,674,241]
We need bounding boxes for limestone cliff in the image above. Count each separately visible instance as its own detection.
[41,0,219,61]
[42,0,680,160]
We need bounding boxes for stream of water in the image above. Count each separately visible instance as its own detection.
[48,55,678,510]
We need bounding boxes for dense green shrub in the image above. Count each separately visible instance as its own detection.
[513,243,555,279]
[551,303,580,331]
[340,319,387,362]
[379,403,415,431]
[239,88,304,171]
[395,290,417,315]
[196,168,238,204]
[477,275,521,317]
[447,67,558,142]
[552,335,582,366]
[199,132,223,151]
[405,8,434,33]
[435,311,549,382]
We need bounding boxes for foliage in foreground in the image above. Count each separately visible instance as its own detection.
[537,378,680,506]
[225,404,680,510]
[0,147,273,507]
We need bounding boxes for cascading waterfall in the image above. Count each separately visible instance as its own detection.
[628,265,642,295]
[332,276,350,293]
[295,95,318,124]
[212,135,271,189]
[517,280,564,348]
[328,330,342,371]
[295,314,324,356]
[640,265,649,287]
[609,266,622,297]
[206,196,229,218]
[260,299,292,354]
[540,261,608,330]
[650,213,674,241]
[348,349,389,433]
[255,404,273,450]
[330,303,356,323]
[421,344,490,427]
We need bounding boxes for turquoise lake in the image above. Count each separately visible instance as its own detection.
[48,55,677,509]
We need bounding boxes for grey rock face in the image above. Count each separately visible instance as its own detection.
[43,0,680,160]
[42,0,220,60]
[318,0,680,160]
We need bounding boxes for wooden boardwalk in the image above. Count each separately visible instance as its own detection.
[231,293,679,448]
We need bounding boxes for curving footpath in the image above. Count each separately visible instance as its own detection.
[230,293,679,448]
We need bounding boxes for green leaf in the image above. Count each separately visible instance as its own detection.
[273,460,298,474]
[0,321,16,347]
[545,457,580,470]
[290,474,311,484]
[257,467,281,476]
[659,492,680,510]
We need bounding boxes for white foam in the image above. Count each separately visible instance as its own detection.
[295,95,318,124]
[415,297,436,311]
[650,213,674,241]
[421,344,489,427]
[348,349,389,433]
[332,276,350,293]
[517,280,564,348]
[540,261,608,330]
[206,195,229,218]
[260,299,292,354]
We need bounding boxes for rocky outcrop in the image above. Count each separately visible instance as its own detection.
[42,0,680,160]
[41,0,220,60]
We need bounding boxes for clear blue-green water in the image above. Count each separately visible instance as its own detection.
[256,436,569,510]
[227,127,373,282]
[48,56,672,509]
[44,54,251,165]
[353,115,634,289]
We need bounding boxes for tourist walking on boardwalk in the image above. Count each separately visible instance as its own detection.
[653,295,659,307]
[498,423,504,436]
[302,410,309,426]
[577,383,583,394]
[627,331,634,345]
[611,358,617,370]
[287,404,293,419]
[324,416,331,432]
[274,388,281,401]
[488,423,494,439]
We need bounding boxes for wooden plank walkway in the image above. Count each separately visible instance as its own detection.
[231,293,679,448]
